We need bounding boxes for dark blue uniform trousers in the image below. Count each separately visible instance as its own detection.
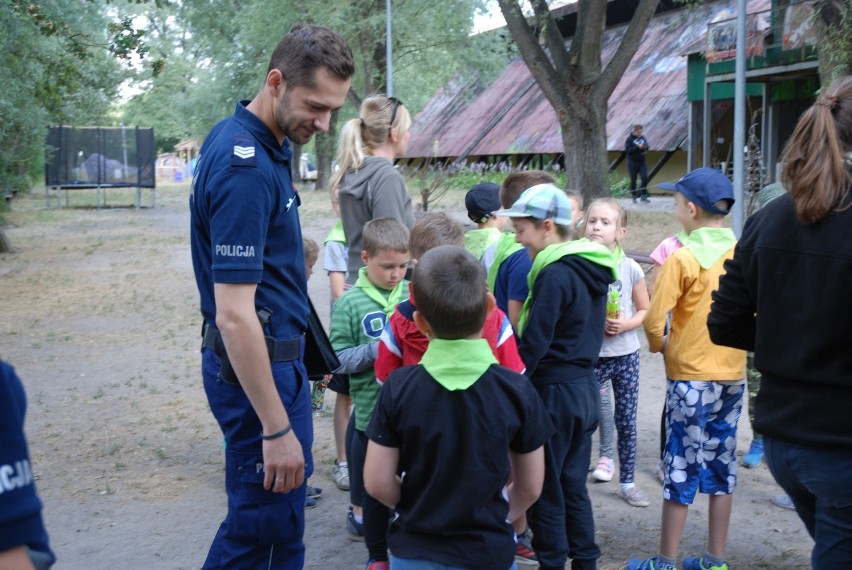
[530,375,601,570]
[201,348,314,570]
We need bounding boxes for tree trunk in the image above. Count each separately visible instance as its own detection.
[315,110,339,193]
[0,227,11,253]
[563,95,609,202]
[292,144,303,185]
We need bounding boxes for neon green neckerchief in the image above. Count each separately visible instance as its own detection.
[613,245,626,264]
[675,230,689,246]
[486,232,524,291]
[464,228,502,261]
[324,219,347,245]
[517,238,619,335]
[420,338,497,391]
[353,267,406,317]
[681,227,737,269]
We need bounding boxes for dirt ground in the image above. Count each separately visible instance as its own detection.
[0,183,813,569]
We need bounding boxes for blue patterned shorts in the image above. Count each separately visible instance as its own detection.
[662,380,744,505]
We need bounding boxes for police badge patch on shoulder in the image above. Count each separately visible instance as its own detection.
[231,134,257,167]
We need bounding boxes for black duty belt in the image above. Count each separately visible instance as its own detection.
[201,321,301,362]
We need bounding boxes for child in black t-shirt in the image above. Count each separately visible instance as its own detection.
[364,246,554,570]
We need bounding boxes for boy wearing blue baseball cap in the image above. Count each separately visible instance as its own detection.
[496,183,619,570]
[628,168,746,570]
[463,182,507,274]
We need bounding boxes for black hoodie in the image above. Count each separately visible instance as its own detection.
[625,133,648,162]
[709,193,852,448]
[519,255,613,385]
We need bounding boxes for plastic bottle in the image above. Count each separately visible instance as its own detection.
[311,380,327,415]
[606,288,620,320]
[605,288,620,337]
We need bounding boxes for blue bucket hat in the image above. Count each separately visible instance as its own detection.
[659,167,735,215]
[492,183,572,225]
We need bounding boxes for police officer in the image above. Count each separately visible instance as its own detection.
[0,359,55,570]
[189,25,354,569]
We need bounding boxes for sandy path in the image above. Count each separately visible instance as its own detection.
[0,184,811,569]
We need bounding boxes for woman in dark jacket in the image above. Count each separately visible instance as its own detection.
[708,75,852,569]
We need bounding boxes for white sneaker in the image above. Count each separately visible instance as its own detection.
[592,457,614,482]
[771,494,796,510]
[332,459,350,491]
[620,486,651,507]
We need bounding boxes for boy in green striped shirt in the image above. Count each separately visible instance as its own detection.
[329,217,410,569]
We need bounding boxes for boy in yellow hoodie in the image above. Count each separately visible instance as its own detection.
[628,168,746,570]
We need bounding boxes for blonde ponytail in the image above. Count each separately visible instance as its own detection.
[328,118,365,194]
[328,94,413,195]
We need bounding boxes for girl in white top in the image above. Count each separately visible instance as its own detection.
[585,198,651,507]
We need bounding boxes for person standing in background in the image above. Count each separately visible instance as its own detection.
[626,124,650,204]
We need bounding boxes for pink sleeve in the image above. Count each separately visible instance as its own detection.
[649,236,684,266]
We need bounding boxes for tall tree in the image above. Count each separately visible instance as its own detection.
[497,0,659,201]
[118,0,495,190]
[226,0,492,188]
[0,0,124,198]
[120,0,247,151]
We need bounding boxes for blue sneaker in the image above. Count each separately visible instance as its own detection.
[742,439,764,468]
[682,556,728,570]
[626,558,677,570]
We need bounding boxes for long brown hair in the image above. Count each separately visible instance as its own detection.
[780,75,852,224]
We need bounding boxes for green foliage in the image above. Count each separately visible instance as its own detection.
[0,0,127,196]
[401,162,568,211]
[817,0,852,81]
[609,174,631,198]
[117,0,509,154]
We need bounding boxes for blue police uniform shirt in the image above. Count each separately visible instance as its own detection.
[0,360,55,565]
[190,101,308,339]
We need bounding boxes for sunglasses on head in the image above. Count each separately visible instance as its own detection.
[388,97,402,127]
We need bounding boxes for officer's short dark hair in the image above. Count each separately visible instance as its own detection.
[268,24,355,89]
[412,246,488,339]
[362,217,410,256]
